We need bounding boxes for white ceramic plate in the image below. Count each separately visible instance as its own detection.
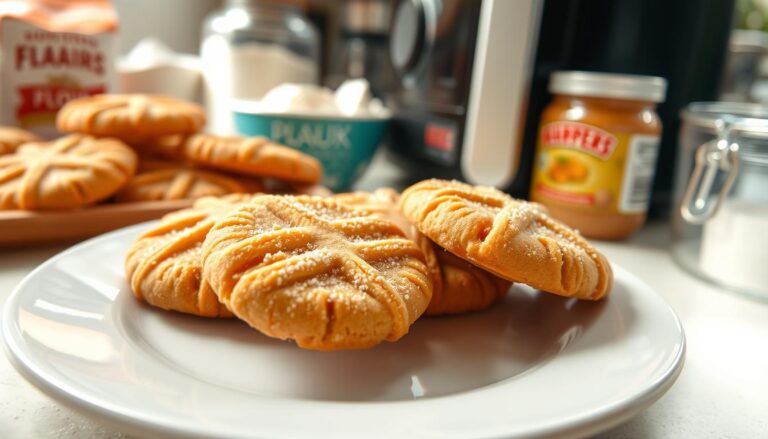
[2,223,685,439]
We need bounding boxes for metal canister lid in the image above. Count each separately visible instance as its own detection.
[682,102,768,165]
[550,71,667,103]
[678,101,768,225]
[681,102,768,136]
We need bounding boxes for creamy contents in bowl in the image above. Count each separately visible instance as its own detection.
[257,79,389,117]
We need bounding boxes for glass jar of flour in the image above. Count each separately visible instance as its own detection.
[201,0,320,134]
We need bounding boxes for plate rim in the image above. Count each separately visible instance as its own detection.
[1,222,686,439]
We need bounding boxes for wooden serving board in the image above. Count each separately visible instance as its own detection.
[0,185,333,247]
[0,199,194,247]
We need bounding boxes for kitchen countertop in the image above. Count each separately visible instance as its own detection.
[2,153,767,438]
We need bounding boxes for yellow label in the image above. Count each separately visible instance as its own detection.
[530,121,659,214]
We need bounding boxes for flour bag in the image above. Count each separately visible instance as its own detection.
[0,0,118,138]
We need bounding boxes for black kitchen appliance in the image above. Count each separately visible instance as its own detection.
[386,0,735,209]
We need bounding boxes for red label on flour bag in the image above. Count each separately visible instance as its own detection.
[0,1,117,138]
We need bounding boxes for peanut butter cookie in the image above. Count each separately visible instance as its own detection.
[335,188,511,315]
[125,195,254,318]
[400,179,613,300]
[0,134,137,210]
[201,195,433,350]
[116,167,246,202]
[146,134,322,185]
[57,94,205,139]
[0,126,39,155]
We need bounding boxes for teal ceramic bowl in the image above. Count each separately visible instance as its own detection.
[233,107,389,191]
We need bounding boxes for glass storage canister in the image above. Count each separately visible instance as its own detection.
[201,0,320,134]
[530,71,667,240]
[673,102,768,301]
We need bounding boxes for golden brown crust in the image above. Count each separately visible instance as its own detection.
[135,156,190,172]
[147,134,322,185]
[0,126,40,155]
[201,195,433,350]
[334,188,511,315]
[56,94,205,139]
[333,189,443,292]
[0,134,137,210]
[332,188,407,230]
[131,135,184,159]
[400,179,613,300]
[116,167,246,202]
[427,248,511,315]
[125,194,254,318]
[235,177,267,194]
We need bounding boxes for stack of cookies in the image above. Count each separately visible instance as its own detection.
[0,94,324,211]
[125,179,613,351]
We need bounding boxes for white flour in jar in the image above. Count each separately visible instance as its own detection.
[201,34,317,135]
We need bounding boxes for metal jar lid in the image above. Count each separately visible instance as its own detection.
[681,102,768,165]
[681,102,768,137]
[549,71,667,103]
[678,101,768,225]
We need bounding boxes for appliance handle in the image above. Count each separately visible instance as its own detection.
[460,0,543,188]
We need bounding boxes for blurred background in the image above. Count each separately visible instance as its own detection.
[4,0,767,295]
[109,0,759,212]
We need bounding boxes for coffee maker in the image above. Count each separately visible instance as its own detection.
[386,0,735,207]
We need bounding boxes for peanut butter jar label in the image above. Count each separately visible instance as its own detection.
[531,121,660,214]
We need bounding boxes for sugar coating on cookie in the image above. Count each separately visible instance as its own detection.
[201,195,433,350]
[0,134,137,210]
[334,188,511,315]
[125,194,254,318]
[400,179,613,300]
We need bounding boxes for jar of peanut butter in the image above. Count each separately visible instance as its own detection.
[530,71,667,240]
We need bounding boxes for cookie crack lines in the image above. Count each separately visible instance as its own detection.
[0,162,25,183]
[5,93,330,211]
[268,195,335,226]
[400,179,613,301]
[58,94,205,138]
[125,195,254,318]
[323,297,336,342]
[201,195,432,350]
[124,180,613,351]
[117,167,246,203]
[0,134,137,210]
[334,189,512,317]
[67,178,91,204]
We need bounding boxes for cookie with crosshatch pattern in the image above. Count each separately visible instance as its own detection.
[57,94,205,139]
[400,179,613,300]
[0,134,136,210]
[116,166,247,202]
[125,194,256,318]
[333,188,511,315]
[201,195,433,350]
